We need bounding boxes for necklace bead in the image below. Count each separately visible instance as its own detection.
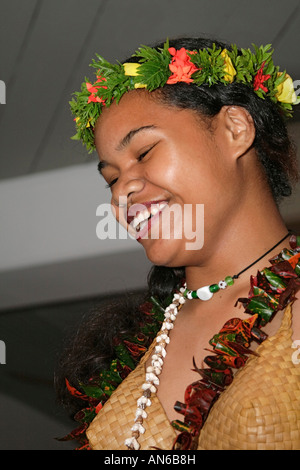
[225,276,234,286]
[209,283,220,293]
[218,280,227,289]
[196,286,214,301]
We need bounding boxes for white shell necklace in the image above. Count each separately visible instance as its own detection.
[124,286,186,450]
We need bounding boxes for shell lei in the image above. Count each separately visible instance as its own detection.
[124,292,186,450]
[125,234,300,451]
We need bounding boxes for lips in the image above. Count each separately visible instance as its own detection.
[127,200,168,236]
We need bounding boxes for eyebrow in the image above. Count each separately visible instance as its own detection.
[97,125,157,175]
[116,125,157,151]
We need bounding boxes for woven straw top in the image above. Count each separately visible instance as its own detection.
[86,304,300,450]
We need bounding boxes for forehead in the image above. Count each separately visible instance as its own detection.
[94,91,161,147]
[94,90,203,154]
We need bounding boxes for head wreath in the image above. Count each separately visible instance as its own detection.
[70,39,299,153]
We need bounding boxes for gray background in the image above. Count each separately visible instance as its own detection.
[0,0,299,449]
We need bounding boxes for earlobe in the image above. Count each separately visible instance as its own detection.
[221,106,255,158]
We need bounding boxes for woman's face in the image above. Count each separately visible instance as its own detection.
[95,90,244,267]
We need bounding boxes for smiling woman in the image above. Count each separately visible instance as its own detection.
[55,37,300,451]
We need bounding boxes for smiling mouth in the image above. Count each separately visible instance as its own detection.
[127,201,168,238]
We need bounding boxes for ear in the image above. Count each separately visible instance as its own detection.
[216,106,255,160]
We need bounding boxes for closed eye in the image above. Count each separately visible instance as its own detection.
[105,178,118,189]
[138,142,158,161]
[138,150,149,161]
[104,143,158,189]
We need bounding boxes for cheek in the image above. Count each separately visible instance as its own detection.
[165,141,221,198]
[144,148,190,194]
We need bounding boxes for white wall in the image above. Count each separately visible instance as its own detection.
[0,162,151,310]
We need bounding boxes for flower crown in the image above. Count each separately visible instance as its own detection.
[70,39,299,153]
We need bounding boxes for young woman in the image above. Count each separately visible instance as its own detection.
[56,37,300,450]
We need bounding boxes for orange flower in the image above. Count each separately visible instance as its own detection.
[167,47,198,84]
[86,75,107,104]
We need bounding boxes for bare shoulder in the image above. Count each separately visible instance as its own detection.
[291,297,300,341]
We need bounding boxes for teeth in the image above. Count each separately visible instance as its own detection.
[132,209,150,229]
[151,206,159,216]
[138,220,148,232]
[131,203,168,232]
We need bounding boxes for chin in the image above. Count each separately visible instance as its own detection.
[139,237,186,267]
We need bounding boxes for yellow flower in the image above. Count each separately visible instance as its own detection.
[221,49,236,83]
[123,62,147,89]
[134,82,147,89]
[275,73,297,104]
[123,63,140,76]
[86,117,92,128]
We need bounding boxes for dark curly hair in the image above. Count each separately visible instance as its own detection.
[55,36,298,416]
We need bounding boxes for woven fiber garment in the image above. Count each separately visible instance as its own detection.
[87,338,177,450]
[198,304,300,450]
[86,304,300,450]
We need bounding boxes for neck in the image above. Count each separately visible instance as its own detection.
[185,188,289,291]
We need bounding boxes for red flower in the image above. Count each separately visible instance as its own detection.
[86,75,107,104]
[253,61,271,93]
[167,47,198,84]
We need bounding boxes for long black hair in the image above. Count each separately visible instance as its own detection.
[55,36,298,415]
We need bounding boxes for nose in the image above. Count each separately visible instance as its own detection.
[112,172,145,208]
